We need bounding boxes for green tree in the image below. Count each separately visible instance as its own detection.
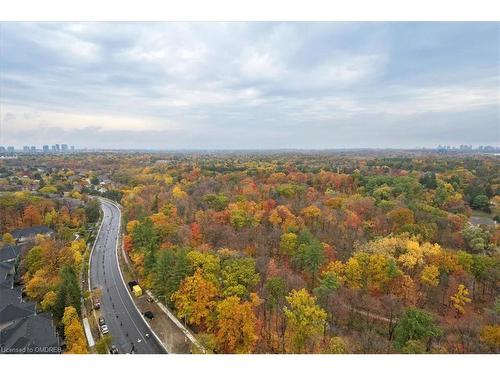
[462,226,490,253]
[293,230,325,287]
[54,266,82,320]
[419,172,437,190]
[95,335,113,354]
[265,276,286,310]
[471,194,490,212]
[152,248,191,307]
[314,272,340,307]
[394,308,441,351]
[85,199,101,223]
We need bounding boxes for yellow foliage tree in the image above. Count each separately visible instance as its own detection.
[344,257,362,289]
[420,265,440,287]
[41,291,57,311]
[284,289,327,353]
[172,269,219,326]
[2,232,15,245]
[450,284,471,317]
[62,306,88,354]
[398,239,424,271]
[279,232,298,257]
[322,336,347,354]
[126,220,139,234]
[172,185,187,200]
[187,250,221,284]
[301,205,321,220]
[480,325,500,350]
[25,271,49,300]
[210,293,261,353]
[322,260,345,284]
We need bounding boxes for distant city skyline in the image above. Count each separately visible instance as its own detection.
[0,22,499,149]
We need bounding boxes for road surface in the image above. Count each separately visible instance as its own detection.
[89,198,166,354]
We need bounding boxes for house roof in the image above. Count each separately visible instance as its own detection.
[0,245,21,262]
[0,286,23,311]
[11,226,54,240]
[0,313,60,353]
[0,304,36,325]
[469,216,497,227]
[0,261,15,288]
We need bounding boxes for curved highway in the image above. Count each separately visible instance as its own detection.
[89,198,165,354]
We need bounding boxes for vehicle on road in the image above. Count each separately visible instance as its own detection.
[98,317,106,326]
[133,285,143,297]
[109,345,119,354]
[94,299,101,310]
[127,280,138,291]
[100,324,109,335]
[144,311,154,320]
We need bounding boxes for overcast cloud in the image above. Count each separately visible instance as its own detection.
[0,22,498,149]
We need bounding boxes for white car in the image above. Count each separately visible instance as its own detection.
[100,324,109,335]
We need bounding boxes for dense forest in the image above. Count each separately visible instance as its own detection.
[1,151,499,353]
[114,152,499,353]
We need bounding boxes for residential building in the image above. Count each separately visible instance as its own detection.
[0,243,60,354]
[11,226,55,244]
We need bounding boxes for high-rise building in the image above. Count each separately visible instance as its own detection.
[30,146,36,152]
[61,144,68,152]
[55,144,60,152]
[70,145,75,152]
[43,145,49,152]
[0,146,6,153]
[7,146,15,153]
[52,145,57,152]
[23,146,30,152]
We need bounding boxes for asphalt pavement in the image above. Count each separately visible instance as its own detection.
[89,198,166,354]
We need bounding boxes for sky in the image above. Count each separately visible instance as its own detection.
[0,22,498,149]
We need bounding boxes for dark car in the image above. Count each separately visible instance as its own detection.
[128,280,138,291]
[144,311,154,320]
[109,345,119,354]
[94,300,101,310]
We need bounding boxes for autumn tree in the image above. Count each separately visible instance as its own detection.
[322,336,347,354]
[2,232,15,245]
[172,269,219,327]
[41,291,57,312]
[221,257,260,299]
[210,294,261,353]
[279,232,297,257]
[450,284,472,318]
[420,265,440,287]
[187,250,221,285]
[480,325,500,352]
[284,289,327,353]
[62,306,88,354]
